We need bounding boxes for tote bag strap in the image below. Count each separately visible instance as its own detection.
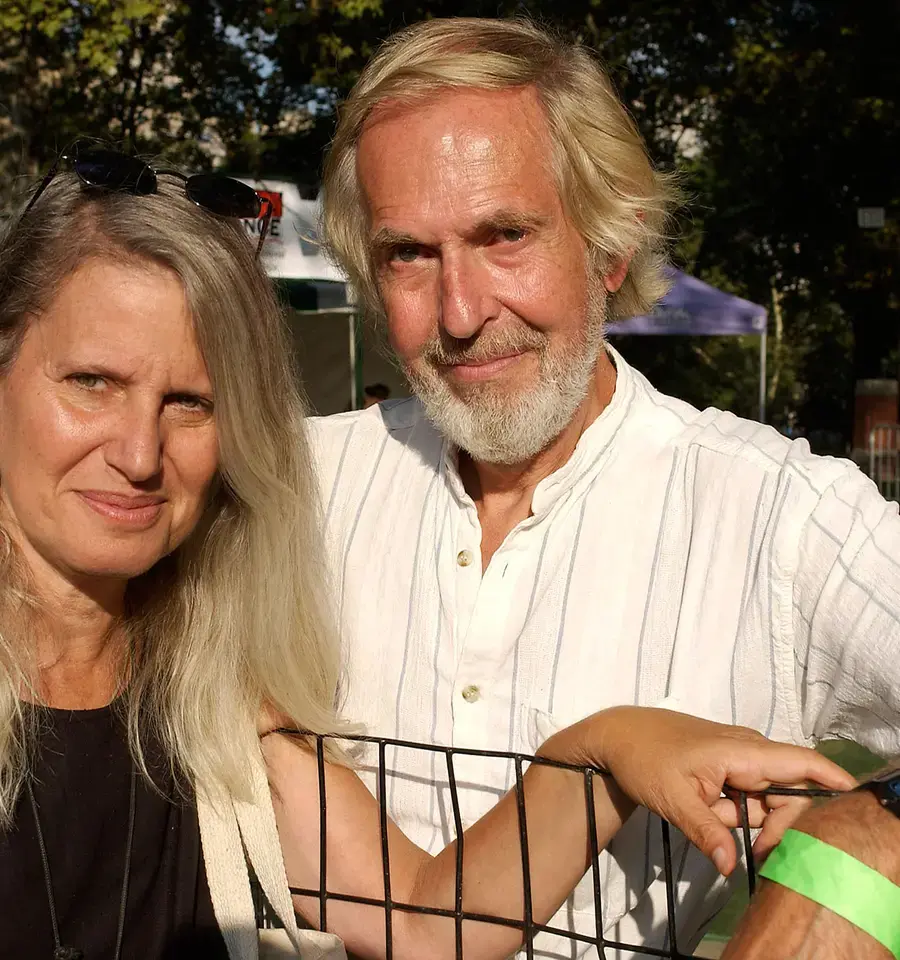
[197,789,259,960]
[235,752,347,960]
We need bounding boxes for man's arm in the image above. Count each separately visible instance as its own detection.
[791,465,900,757]
[722,785,900,960]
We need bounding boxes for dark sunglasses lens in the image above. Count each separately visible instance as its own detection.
[186,175,262,218]
[74,151,157,195]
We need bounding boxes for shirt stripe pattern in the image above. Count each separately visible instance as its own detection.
[309,348,900,959]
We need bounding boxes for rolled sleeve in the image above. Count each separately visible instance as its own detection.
[792,466,900,757]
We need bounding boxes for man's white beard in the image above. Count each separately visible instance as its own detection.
[404,294,607,466]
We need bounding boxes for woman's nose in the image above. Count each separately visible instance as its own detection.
[103,401,163,483]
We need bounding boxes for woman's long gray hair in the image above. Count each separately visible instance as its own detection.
[0,172,343,824]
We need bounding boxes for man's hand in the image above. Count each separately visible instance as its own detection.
[539,707,857,875]
[722,784,900,959]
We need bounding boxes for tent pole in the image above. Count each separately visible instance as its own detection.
[348,311,364,410]
[349,312,358,410]
[354,313,364,409]
[759,328,767,423]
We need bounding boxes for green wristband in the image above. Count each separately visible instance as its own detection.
[760,828,900,959]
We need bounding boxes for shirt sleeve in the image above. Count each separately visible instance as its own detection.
[792,465,900,758]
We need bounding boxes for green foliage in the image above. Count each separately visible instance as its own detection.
[680,1,900,422]
[1,1,896,443]
[0,0,273,201]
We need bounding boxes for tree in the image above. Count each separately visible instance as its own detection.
[0,0,275,202]
[3,1,894,445]
[685,1,899,439]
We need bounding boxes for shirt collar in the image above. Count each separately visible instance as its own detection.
[440,344,637,515]
[530,344,635,514]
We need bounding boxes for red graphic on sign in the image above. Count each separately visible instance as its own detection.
[256,190,283,218]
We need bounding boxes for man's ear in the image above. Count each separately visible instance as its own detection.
[603,254,633,294]
[604,211,644,293]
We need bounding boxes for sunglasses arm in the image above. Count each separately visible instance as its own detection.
[256,196,274,258]
[22,156,65,217]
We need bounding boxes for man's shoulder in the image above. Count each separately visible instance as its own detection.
[631,376,861,497]
[681,409,856,494]
[307,397,441,488]
[308,397,430,445]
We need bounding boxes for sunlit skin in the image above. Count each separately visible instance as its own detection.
[0,257,218,704]
[357,86,630,565]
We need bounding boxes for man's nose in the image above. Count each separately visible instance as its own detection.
[439,250,499,340]
[103,400,163,483]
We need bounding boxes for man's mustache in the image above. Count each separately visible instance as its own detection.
[421,326,547,366]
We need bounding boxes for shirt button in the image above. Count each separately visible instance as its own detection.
[457,549,473,567]
[461,684,481,703]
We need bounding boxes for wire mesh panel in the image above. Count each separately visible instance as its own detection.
[264,732,838,959]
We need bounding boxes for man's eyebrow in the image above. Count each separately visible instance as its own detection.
[369,210,550,254]
[470,210,550,236]
[370,226,418,253]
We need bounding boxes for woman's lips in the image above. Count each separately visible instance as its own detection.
[77,491,166,528]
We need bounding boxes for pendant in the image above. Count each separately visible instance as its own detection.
[54,947,84,960]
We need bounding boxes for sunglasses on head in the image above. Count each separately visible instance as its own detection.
[24,140,273,257]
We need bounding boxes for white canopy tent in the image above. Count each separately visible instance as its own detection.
[240,179,373,412]
[239,178,343,283]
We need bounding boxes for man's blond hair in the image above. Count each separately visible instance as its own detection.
[322,17,679,323]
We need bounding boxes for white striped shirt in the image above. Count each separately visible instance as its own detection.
[309,346,900,959]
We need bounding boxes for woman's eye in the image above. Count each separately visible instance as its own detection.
[168,394,213,414]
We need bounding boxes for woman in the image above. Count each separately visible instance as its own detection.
[0,146,853,960]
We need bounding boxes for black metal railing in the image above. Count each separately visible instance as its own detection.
[262,732,839,959]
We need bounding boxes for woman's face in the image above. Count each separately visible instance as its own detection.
[0,257,219,588]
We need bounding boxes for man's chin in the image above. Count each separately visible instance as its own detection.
[438,370,535,406]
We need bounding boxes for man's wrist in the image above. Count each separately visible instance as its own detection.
[722,784,900,959]
[798,777,900,884]
[759,828,900,958]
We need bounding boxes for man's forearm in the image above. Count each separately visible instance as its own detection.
[722,788,900,960]
[722,873,891,960]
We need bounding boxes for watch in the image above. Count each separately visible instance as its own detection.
[857,765,900,819]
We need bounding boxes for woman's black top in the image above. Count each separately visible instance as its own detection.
[0,703,229,959]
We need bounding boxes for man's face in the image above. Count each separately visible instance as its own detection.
[357,85,619,464]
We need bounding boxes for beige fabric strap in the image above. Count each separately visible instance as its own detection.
[234,754,305,952]
[197,754,347,960]
[197,789,260,960]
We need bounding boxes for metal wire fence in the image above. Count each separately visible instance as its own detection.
[869,423,900,503]
[257,731,840,959]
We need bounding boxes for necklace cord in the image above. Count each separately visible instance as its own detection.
[113,770,137,960]
[27,766,137,960]
[26,779,62,950]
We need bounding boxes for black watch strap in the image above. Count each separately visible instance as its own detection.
[857,764,900,818]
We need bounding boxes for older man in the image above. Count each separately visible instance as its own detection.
[310,17,900,958]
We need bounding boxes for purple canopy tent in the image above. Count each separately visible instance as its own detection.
[607,268,769,422]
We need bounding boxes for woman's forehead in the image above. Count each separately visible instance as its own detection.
[26,258,210,387]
